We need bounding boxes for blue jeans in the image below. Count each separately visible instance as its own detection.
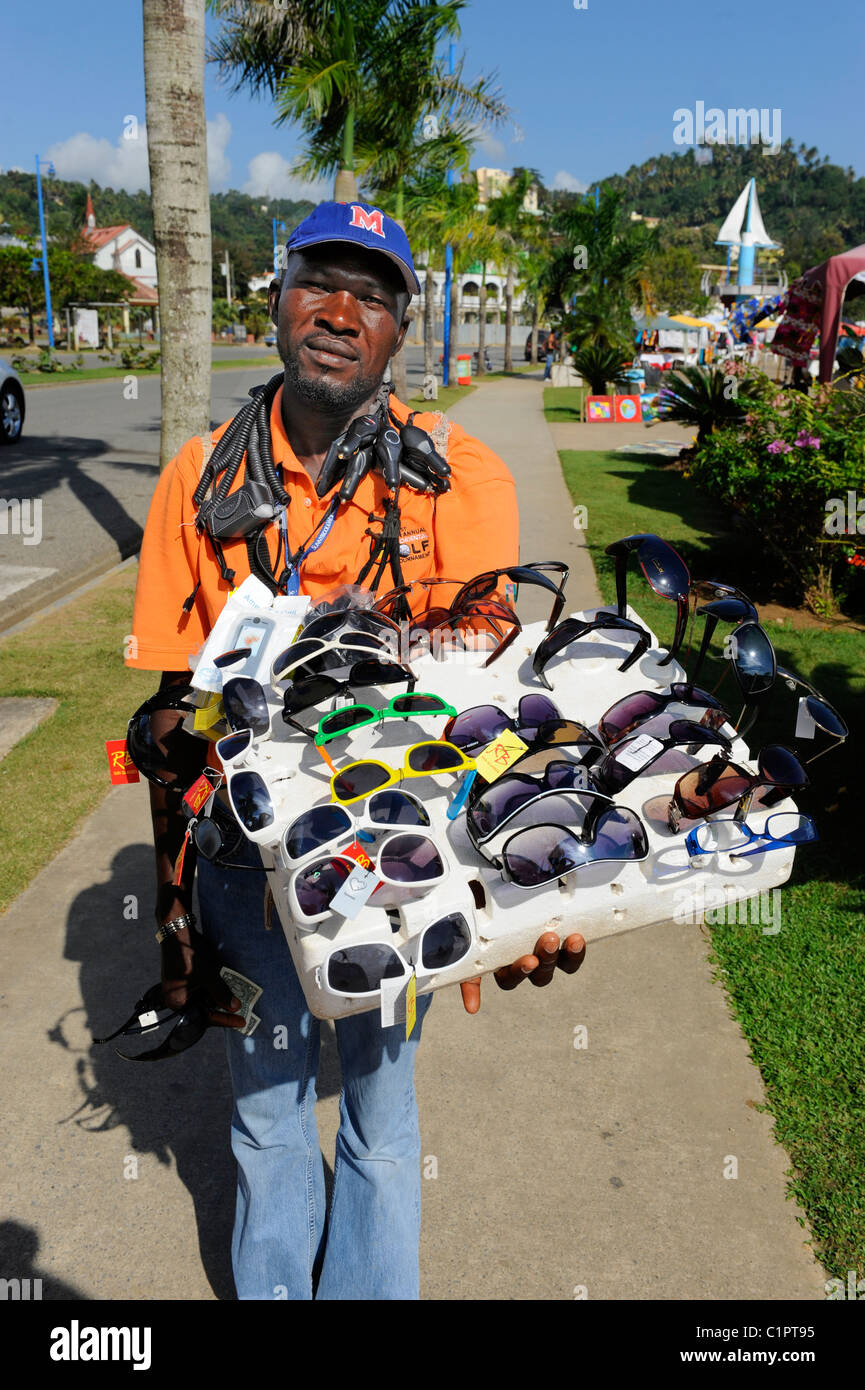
[543,352,554,380]
[197,836,433,1300]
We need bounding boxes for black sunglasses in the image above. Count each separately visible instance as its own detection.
[126,685,209,792]
[590,718,732,796]
[92,983,211,1062]
[604,533,691,666]
[448,563,569,633]
[533,614,651,688]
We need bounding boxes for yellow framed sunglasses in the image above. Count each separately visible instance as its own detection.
[330,740,476,806]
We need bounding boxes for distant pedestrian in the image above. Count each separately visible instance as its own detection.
[543,327,557,380]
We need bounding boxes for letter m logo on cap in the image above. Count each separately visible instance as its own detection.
[349,205,385,237]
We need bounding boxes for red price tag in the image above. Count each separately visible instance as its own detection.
[183,773,216,816]
[106,739,139,784]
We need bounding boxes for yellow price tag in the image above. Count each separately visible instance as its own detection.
[474,729,530,783]
[405,972,417,1041]
[193,694,225,731]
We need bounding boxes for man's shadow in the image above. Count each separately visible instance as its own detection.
[56,843,346,1300]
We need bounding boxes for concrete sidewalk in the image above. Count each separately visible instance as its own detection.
[0,376,827,1300]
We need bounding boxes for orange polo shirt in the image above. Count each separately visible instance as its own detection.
[125,385,519,673]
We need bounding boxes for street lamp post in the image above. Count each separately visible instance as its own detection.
[35,156,56,349]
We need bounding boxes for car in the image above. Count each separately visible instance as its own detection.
[525,329,556,361]
[264,332,277,347]
[0,358,25,444]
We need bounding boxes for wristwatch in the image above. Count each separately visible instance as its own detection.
[155,912,197,945]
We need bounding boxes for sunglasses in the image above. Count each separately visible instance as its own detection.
[443,693,562,753]
[590,719,731,796]
[92,982,211,1062]
[686,581,758,685]
[288,833,447,923]
[301,607,402,643]
[719,621,777,738]
[375,579,522,668]
[470,790,650,888]
[604,533,691,667]
[776,666,849,764]
[126,685,210,791]
[224,766,285,844]
[667,743,808,831]
[190,800,268,872]
[466,761,598,843]
[330,740,475,805]
[313,693,456,746]
[280,659,416,717]
[597,684,729,745]
[318,911,474,1000]
[448,563,569,633]
[272,628,403,684]
[283,789,431,866]
[685,812,818,863]
[222,676,272,738]
[532,614,652,689]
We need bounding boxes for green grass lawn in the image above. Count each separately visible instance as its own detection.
[561,447,865,1278]
[0,567,153,913]
[18,356,283,387]
[543,385,587,422]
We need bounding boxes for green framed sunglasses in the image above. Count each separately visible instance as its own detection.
[313,693,457,747]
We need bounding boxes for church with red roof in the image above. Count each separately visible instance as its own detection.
[80,193,158,310]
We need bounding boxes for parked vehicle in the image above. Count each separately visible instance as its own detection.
[525,329,554,361]
[0,358,25,444]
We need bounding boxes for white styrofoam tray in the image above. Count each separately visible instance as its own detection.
[202,605,799,1021]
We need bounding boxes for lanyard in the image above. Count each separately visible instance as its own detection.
[282,498,338,596]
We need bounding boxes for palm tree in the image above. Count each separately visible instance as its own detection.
[657,365,763,445]
[486,169,537,371]
[144,0,212,471]
[570,342,630,396]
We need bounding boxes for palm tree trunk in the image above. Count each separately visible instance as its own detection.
[530,297,539,365]
[424,260,435,378]
[143,0,212,472]
[333,105,358,201]
[389,177,408,400]
[477,260,487,375]
[504,264,514,372]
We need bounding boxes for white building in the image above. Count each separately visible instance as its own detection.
[79,194,158,313]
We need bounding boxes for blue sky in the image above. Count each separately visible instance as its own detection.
[1,0,863,201]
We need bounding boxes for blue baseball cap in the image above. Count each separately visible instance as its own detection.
[280,200,421,297]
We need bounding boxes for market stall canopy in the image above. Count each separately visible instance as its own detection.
[773,244,865,382]
[669,314,718,328]
[632,312,692,332]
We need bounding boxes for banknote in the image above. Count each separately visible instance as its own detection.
[220,967,262,1026]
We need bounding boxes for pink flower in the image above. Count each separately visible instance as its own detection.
[767,439,792,454]
[793,431,821,448]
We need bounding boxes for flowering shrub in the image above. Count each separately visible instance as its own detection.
[688,377,865,612]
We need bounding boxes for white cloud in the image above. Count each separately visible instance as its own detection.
[243,151,330,203]
[206,113,233,190]
[551,169,588,193]
[44,115,233,193]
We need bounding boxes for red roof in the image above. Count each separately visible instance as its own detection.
[81,224,131,249]
[127,277,158,304]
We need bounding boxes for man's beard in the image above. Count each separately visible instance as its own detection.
[280,338,385,413]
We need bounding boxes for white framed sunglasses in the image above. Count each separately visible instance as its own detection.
[314,909,475,1002]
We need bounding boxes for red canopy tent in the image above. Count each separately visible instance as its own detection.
[773,244,865,382]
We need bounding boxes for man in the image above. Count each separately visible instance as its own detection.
[126,202,585,1300]
[543,326,557,381]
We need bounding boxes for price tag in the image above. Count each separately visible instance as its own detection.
[794,696,817,740]
[106,739,139,784]
[193,694,225,730]
[329,841,382,919]
[183,772,217,817]
[405,971,417,1040]
[614,733,664,772]
[474,730,530,783]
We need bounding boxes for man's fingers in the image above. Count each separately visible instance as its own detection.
[207,1008,247,1030]
[460,977,481,1014]
[494,955,537,990]
[528,932,560,987]
[557,933,587,975]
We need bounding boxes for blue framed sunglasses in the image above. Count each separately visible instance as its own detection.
[685,812,817,863]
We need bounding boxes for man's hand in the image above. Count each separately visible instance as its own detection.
[459,931,586,1015]
[160,928,246,1030]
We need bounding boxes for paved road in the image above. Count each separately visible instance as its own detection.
[0,348,522,633]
